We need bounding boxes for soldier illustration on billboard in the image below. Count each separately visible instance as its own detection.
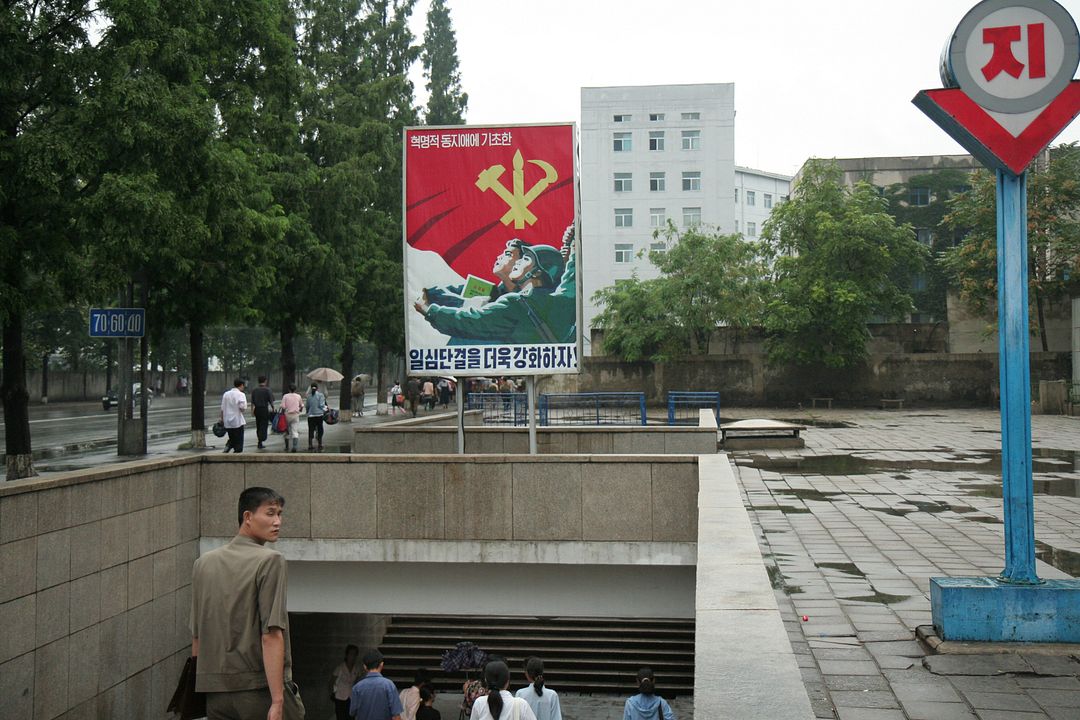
[414,225,576,345]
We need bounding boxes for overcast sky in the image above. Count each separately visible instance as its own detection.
[408,0,1080,176]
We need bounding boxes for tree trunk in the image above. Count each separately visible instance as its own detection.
[40,350,49,404]
[1036,290,1049,352]
[189,321,208,447]
[377,345,388,407]
[3,310,37,479]
[280,319,297,396]
[339,334,355,410]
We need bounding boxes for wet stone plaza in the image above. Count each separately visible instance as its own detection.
[728,407,1080,720]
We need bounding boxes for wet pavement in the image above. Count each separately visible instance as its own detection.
[727,407,1080,720]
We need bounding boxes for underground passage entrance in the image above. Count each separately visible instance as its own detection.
[290,612,695,719]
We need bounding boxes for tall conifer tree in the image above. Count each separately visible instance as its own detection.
[422,0,467,125]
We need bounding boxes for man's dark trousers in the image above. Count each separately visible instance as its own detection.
[226,427,245,453]
[254,406,270,445]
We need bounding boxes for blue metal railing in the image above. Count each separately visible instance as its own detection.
[667,391,721,426]
[538,392,647,426]
[466,393,528,426]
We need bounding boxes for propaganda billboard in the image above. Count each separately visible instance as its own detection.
[403,123,579,376]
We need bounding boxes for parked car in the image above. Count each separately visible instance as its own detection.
[102,383,153,411]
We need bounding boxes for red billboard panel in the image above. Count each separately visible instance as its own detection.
[403,124,578,376]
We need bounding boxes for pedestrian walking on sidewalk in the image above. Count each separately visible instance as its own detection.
[515,657,560,720]
[220,378,247,454]
[280,384,303,452]
[306,382,328,451]
[351,376,366,417]
[622,668,674,720]
[416,685,440,720]
[252,375,275,449]
[470,660,536,720]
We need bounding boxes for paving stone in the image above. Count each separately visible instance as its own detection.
[829,690,900,709]
[898,700,977,719]
[835,708,906,720]
[963,690,1043,711]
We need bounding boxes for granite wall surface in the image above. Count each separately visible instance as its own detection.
[0,457,201,720]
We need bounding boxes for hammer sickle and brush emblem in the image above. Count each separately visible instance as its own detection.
[475,150,559,229]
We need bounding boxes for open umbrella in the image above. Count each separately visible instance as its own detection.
[306,367,344,382]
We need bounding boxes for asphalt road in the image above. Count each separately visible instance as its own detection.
[0,394,376,478]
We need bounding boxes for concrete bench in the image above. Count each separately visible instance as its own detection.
[810,397,833,409]
[720,418,806,449]
[880,398,905,409]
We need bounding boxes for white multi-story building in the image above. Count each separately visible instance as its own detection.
[734,166,791,240]
[580,84,736,352]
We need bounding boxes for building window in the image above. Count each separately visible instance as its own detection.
[615,243,634,263]
[912,273,928,291]
[613,114,631,123]
[910,187,931,206]
[681,130,700,150]
[747,221,757,237]
[682,207,701,227]
[614,173,633,192]
[650,172,666,192]
[746,190,756,206]
[650,241,667,254]
[649,131,665,151]
[649,113,665,122]
[682,171,701,191]
[764,193,773,209]
[916,228,933,245]
[734,219,739,232]
[650,208,666,227]
[613,132,632,152]
[734,188,739,203]
[681,112,700,120]
[781,195,789,203]
[614,208,633,228]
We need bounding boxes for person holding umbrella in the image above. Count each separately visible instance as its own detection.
[305,382,328,451]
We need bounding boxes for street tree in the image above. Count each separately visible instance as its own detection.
[761,159,926,368]
[300,0,418,401]
[82,0,288,446]
[593,226,768,362]
[940,143,1080,351]
[1,0,100,478]
[421,0,467,125]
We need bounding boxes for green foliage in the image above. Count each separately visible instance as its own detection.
[422,0,467,125]
[592,226,767,362]
[761,159,927,368]
[941,144,1080,345]
[881,168,972,320]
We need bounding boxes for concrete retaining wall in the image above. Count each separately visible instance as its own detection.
[199,455,699,544]
[541,352,1072,405]
[352,425,717,455]
[0,458,201,720]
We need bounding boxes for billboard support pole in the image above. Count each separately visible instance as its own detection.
[527,376,537,455]
[456,381,465,454]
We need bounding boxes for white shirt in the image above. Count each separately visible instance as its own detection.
[221,387,248,428]
[332,662,361,701]
[514,686,562,720]
[471,691,538,720]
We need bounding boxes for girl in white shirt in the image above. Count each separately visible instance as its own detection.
[470,661,537,720]
[514,657,561,720]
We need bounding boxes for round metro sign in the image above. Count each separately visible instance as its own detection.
[942,0,1080,113]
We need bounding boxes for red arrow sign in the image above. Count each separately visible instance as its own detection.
[913,80,1080,175]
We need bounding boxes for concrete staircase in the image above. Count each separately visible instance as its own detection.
[380,615,695,697]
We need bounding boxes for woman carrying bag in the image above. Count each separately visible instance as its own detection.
[305,382,328,452]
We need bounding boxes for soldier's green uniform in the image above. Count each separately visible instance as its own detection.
[424,251,576,344]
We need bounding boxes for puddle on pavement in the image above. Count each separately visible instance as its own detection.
[964,474,1080,499]
[1036,542,1080,577]
[764,554,804,594]
[817,562,865,577]
[842,591,912,605]
[737,449,1080,491]
[777,418,858,429]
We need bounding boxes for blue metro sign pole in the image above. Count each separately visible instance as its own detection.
[995,170,1039,585]
[914,0,1080,642]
